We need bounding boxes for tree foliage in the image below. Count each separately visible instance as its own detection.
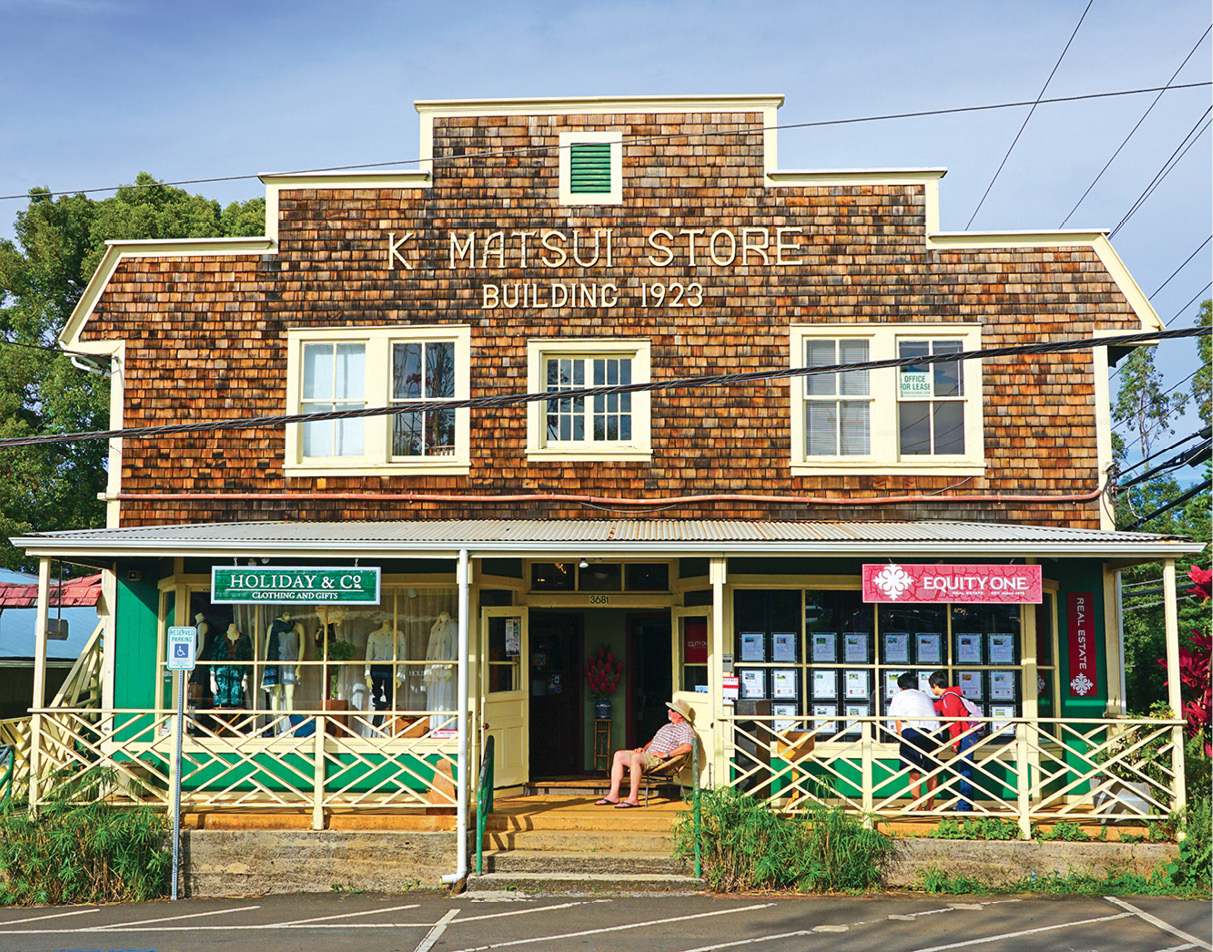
[0,173,264,571]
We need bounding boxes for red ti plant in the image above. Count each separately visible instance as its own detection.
[586,645,623,699]
[1159,565,1212,755]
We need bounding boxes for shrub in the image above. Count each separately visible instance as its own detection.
[928,816,1021,841]
[673,787,893,892]
[0,768,170,905]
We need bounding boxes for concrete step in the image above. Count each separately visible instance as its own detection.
[479,849,688,875]
[483,828,676,853]
[465,870,703,895]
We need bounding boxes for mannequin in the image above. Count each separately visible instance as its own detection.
[210,623,252,709]
[263,610,305,715]
[188,612,212,692]
[364,619,401,728]
[424,611,457,730]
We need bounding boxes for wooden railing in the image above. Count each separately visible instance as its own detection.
[0,716,32,802]
[50,621,104,709]
[719,712,1184,837]
[28,707,458,828]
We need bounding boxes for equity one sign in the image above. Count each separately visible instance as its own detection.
[862,564,1042,604]
[211,567,381,604]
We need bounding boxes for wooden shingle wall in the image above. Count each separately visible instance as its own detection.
[81,109,1142,529]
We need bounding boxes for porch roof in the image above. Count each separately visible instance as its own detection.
[13,519,1203,563]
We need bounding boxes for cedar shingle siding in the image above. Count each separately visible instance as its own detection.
[80,108,1141,528]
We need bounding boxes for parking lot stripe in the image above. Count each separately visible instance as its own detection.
[906,912,1133,952]
[458,900,605,923]
[1105,896,1213,951]
[447,902,775,952]
[415,909,460,952]
[0,908,98,928]
[92,904,260,930]
[277,902,419,926]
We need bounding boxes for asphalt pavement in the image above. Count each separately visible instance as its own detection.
[0,891,1208,952]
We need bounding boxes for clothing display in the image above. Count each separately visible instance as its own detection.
[425,612,457,729]
[262,615,301,690]
[211,629,252,708]
[188,616,214,688]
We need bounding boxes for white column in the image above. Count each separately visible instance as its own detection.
[1161,559,1187,818]
[709,557,727,787]
[28,557,51,809]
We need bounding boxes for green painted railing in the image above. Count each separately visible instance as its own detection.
[475,735,495,875]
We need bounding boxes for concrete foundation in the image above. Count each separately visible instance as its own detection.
[885,838,1179,888]
[183,830,457,897]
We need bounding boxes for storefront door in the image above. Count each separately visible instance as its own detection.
[481,607,529,788]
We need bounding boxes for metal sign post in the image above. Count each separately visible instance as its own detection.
[166,626,197,901]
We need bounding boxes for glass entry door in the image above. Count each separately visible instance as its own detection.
[481,607,529,788]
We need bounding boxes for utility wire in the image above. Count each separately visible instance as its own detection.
[1116,426,1211,477]
[1119,436,1212,489]
[0,326,1203,452]
[1111,104,1213,237]
[966,0,1094,229]
[1149,236,1213,300]
[0,81,1208,204]
[1123,477,1212,529]
[1109,279,1211,383]
[1060,25,1212,228]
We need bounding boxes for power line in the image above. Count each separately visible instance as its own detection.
[0,325,1203,452]
[1116,426,1211,477]
[1123,477,1212,530]
[0,81,1209,204]
[1109,279,1211,383]
[1111,104,1213,237]
[1149,236,1213,299]
[1060,24,1212,228]
[1119,435,1211,489]
[966,0,1094,229]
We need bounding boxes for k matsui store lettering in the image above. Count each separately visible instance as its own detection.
[386,224,810,309]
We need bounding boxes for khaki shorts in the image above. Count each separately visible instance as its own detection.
[642,752,662,770]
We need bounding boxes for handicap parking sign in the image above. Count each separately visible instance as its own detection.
[166,626,197,671]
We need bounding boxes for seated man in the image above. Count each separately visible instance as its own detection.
[887,672,942,810]
[596,699,695,809]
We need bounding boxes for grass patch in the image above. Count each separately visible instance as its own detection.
[674,788,893,893]
[917,864,1207,898]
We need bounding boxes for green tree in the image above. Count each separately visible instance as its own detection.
[0,174,264,571]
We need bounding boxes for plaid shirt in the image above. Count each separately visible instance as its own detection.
[648,720,695,755]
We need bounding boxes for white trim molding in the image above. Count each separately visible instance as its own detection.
[558,130,622,206]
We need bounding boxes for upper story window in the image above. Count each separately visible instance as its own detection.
[526,339,651,461]
[558,131,622,206]
[286,325,470,476]
[790,324,983,475]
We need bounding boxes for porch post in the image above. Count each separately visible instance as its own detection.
[709,557,727,788]
[1161,558,1187,818]
[28,557,51,809]
[454,549,471,881]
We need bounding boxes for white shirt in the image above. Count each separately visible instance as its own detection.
[887,688,941,733]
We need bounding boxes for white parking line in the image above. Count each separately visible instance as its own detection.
[1104,896,1213,951]
[415,909,460,952]
[906,911,1133,952]
[458,900,607,923]
[446,902,775,952]
[277,902,419,926]
[0,907,98,927]
[93,904,260,930]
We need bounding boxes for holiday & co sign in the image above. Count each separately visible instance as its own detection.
[862,564,1042,604]
[211,567,381,604]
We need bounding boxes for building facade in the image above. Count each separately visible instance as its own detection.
[15,96,1200,852]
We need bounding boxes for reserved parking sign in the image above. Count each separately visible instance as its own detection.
[167,626,197,671]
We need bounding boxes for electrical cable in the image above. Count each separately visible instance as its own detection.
[965,0,1094,229]
[1148,236,1212,300]
[1111,104,1212,237]
[1060,25,1212,228]
[1,81,1209,204]
[1119,437,1212,489]
[1112,366,1202,457]
[0,325,1204,451]
[1109,279,1211,382]
[1116,426,1210,477]
[1123,477,1212,529]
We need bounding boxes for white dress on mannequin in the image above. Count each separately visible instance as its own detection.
[424,612,457,730]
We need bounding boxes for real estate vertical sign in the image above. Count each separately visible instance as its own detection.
[1067,592,1098,697]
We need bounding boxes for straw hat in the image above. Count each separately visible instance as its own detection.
[666,699,695,722]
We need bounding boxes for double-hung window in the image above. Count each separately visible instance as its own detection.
[527,339,651,460]
[790,324,983,474]
[286,325,470,475]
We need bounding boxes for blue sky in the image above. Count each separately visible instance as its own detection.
[1,0,1209,457]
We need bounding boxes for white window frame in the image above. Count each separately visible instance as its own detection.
[526,338,651,461]
[789,323,984,475]
[285,324,471,476]
[558,131,623,206]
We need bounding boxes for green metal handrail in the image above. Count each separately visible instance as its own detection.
[474,735,495,875]
[692,739,701,879]
[0,745,12,805]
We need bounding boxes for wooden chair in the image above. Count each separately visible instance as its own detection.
[642,751,692,806]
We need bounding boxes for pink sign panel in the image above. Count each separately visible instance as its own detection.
[1067,592,1099,697]
[862,564,1043,604]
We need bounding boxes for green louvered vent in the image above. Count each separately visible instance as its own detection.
[569,143,612,194]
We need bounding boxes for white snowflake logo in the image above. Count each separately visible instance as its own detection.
[873,564,915,600]
[1070,673,1094,696]
[1037,674,1046,694]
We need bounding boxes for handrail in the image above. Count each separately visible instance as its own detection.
[0,744,12,804]
[475,734,495,875]
[692,738,701,879]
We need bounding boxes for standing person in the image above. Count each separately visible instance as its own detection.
[596,700,695,809]
[929,670,977,812]
[886,672,941,810]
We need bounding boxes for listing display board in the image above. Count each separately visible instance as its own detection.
[211,567,381,604]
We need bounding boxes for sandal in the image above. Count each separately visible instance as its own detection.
[594,798,618,806]
[615,801,640,809]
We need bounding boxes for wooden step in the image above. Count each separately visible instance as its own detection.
[478,849,689,875]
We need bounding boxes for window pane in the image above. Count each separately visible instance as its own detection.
[933,341,963,397]
[393,343,422,399]
[839,401,870,455]
[302,410,332,458]
[806,402,838,456]
[838,340,869,395]
[427,342,455,398]
[426,407,456,455]
[899,402,931,455]
[933,402,965,454]
[335,415,364,456]
[334,344,365,400]
[805,340,836,396]
[302,344,332,400]
[393,410,423,456]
